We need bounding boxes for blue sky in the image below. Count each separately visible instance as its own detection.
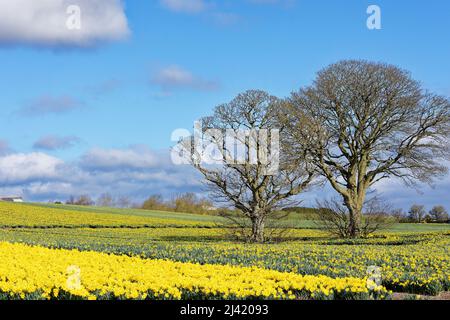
[0,0,449,211]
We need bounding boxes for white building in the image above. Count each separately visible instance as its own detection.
[0,196,24,203]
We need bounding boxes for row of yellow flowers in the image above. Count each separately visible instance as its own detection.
[0,202,215,228]
[0,242,388,300]
[1,228,448,295]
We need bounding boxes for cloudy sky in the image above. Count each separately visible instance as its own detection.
[1,0,450,210]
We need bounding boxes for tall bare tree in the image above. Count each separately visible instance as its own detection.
[282,60,450,238]
[177,90,315,242]
[97,193,115,207]
[428,205,448,222]
[408,204,426,223]
[116,196,131,208]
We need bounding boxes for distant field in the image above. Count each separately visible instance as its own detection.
[384,223,450,233]
[0,202,218,228]
[0,202,449,300]
[31,202,224,223]
[5,202,450,232]
[19,203,221,223]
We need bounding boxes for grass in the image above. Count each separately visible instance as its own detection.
[382,223,450,233]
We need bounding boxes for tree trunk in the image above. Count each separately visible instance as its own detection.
[343,197,363,238]
[250,215,265,243]
[348,207,361,238]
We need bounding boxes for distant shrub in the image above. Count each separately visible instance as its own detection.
[142,195,171,211]
[429,206,449,223]
[141,193,215,215]
[408,205,426,223]
[66,195,94,206]
[315,198,394,238]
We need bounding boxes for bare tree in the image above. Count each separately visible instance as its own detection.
[73,195,94,206]
[391,208,406,222]
[360,198,396,235]
[408,204,426,223]
[282,60,450,238]
[315,199,351,238]
[142,194,169,211]
[97,193,115,207]
[66,195,75,205]
[217,208,293,243]
[177,90,315,242]
[429,205,449,222]
[316,198,393,238]
[116,196,131,208]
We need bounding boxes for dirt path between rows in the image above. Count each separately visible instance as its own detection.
[392,291,450,300]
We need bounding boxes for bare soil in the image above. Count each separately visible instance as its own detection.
[392,291,450,300]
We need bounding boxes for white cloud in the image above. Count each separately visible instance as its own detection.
[0,152,64,184]
[80,146,162,171]
[0,147,448,209]
[152,65,219,93]
[160,0,208,14]
[33,135,80,150]
[86,78,121,97]
[0,147,202,201]
[0,0,129,48]
[154,66,195,86]
[247,0,296,6]
[19,95,82,116]
[159,0,239,26]
[0,140,11,155]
